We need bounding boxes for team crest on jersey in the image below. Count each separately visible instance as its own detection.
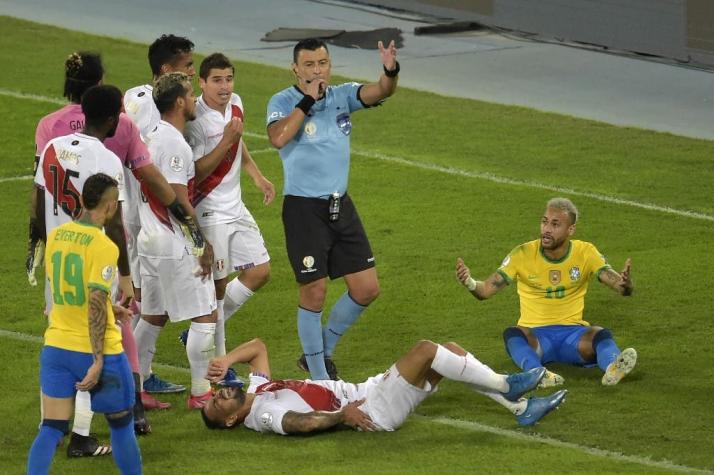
[170,156,183,172]
[336,113,352,135]
[260,412,273,427]
[549,270,561,285]
[216,259,225,272]
[304,121,317,136]
[569,266,581,282]
[101,265,114,282]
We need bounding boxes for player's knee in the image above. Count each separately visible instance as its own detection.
[300,280,328,309]
[591,328,614,347]
[42,419,70,435]
[441,341,466,356]
[503,326,528,346]
[105,410,133,429]
[351,282,380,306]
[415,339,438,356]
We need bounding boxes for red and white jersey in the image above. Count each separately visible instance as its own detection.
[185,93,246,226]
[243,373,383,435]
[34,133,125,233]
[35,103,153,226]
[137,120,194,259]
[123,84,161,139]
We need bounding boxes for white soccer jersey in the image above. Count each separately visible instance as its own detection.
[123,84,160,139]
[137,120,194,259]
[185,93,246,226]
[34,132,125,233]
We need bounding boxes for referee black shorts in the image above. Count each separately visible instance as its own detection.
[282,193,375,284]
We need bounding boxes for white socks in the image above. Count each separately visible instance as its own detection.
[72,390,93,436]
[134,319,162,381]
[477,390,528,415]
[223,279,254,322]
[431,345,509,393]
[186,322,216,396]
[214,300,226,357]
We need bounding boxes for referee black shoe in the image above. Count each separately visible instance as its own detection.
[297,354,340,381]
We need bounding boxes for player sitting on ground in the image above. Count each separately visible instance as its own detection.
[200,338,567,434]
[456,197,636,387]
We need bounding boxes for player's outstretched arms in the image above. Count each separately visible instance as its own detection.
[598,258,634,296]
[456,258,508,300]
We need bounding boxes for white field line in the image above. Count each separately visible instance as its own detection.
[1,327,711,475]
[3,89,713,223]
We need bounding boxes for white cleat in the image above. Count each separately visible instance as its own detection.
[538,369,565,388]
[602,348,637,386]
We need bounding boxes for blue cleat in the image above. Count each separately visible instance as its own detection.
[214,368,245,389]
[178,329,189,347]
[143,373,186,394]
[502,367,546,401]
[517,389,568,426]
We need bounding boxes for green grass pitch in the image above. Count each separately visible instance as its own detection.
[0,15,712,474]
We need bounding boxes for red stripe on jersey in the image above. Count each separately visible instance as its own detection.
[140,180,173,232]
[42,144,82,219]
[191,104,243,207]
[256,380,341,412]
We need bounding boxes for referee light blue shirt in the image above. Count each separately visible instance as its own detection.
[266,83,367,198]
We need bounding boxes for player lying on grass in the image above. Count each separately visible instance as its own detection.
[456,197,637,388]
[199,338,567,434]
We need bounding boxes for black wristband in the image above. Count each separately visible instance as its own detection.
[295,95,315,115]
[383,61,400,78]
[167,199,189,224]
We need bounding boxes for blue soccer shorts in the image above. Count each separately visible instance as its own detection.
[40,346,135,413]
[531,325,597,367]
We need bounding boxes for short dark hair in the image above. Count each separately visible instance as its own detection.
[200,407,234,430]
[199,53,234,80]
[153,72,190,114]
[63,52,104,103]
[148,34,194,77]
[293,38,329,63]
[81,85,122,129]
[82,173,118,210]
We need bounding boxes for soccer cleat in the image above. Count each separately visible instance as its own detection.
[66,433,112,458]
[141,391,171,410]
[502,367,546,401]
[297,354,340,381]
[178,329,189,347]
[143,373,186,394]
[517,389,568,426]
[187,390,213,410]
[538,369,565,388]
[602,348,637,386]
[221,367,245,388]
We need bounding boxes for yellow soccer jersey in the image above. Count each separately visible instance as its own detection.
[44,221,123,354]
[497,239,611,327]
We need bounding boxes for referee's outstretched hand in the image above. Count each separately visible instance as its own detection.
[378,40,397,70]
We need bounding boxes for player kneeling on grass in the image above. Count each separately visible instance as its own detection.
[456,197,637,388]
[199,338,567,434]
[27,173,141,475]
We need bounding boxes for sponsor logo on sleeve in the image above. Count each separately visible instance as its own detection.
[260,412,273,427]
[170,155,183,172]
[101,265,114,282]
[500,255,511,268]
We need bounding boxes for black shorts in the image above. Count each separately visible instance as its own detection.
[282,194,375,283]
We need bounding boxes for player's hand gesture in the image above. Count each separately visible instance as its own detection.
[456,257,472,286]
[619,258,633,295]
[117,275,135,308]
[197,243,214,282]
[254,176,275,205]
[112,303,133,325]
[76,360,103,391]
[378,40,397,70]
[206,355,230,382]
[342,399,376,432]
[222,117,243,146]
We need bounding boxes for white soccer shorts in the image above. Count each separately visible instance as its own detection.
[139,253,217,322]
[204,213,270,280]
[125,222,142,289]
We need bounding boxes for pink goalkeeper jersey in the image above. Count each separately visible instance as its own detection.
[35,103,153,225]
[185,93,246,226]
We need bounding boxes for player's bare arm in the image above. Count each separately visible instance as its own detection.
[77,288,108,391]
[240,142,275,205]
[136,164,177,205]
[104,203,134,303]
[359,40,399,106]
[281,399,374,434]
[599,258,634,296]
[456,258,508,300]
[206,338,270,382]
[27,186,47,286]
[194,118,243,183]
